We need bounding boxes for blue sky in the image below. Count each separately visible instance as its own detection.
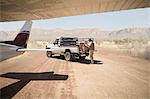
[0,8,149,31]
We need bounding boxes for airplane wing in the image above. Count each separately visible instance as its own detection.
[1,0,149,22]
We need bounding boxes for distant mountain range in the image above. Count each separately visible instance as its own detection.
[0,28,150,41]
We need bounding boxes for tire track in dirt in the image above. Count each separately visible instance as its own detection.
[42,59,61,99]
[60,61,77,99]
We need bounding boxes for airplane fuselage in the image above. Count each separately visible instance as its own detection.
[0,21,32,62]
[0,43,24,61]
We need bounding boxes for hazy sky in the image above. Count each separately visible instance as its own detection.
[0,8,149,31]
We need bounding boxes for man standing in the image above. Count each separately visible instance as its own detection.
[87,38,95,64]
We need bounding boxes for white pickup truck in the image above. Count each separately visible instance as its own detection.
[46,37,90,61]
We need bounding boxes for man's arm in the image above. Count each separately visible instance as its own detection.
[84,42,91,48]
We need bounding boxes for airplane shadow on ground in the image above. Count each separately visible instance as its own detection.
[53,56,103,65]
[0,72,68,99]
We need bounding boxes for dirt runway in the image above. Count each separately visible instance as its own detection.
[0,48,149,99]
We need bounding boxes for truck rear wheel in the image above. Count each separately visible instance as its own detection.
[64,51,72,61]
[47,51,52,57]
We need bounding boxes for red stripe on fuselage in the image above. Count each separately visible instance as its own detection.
[14,33,29,46]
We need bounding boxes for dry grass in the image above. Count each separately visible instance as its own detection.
[27,41,50,48]
[96,40,150,60]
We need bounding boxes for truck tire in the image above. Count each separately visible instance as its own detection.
[47,51,52,57]
[79,56,86,60]
[64,51,72,61]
